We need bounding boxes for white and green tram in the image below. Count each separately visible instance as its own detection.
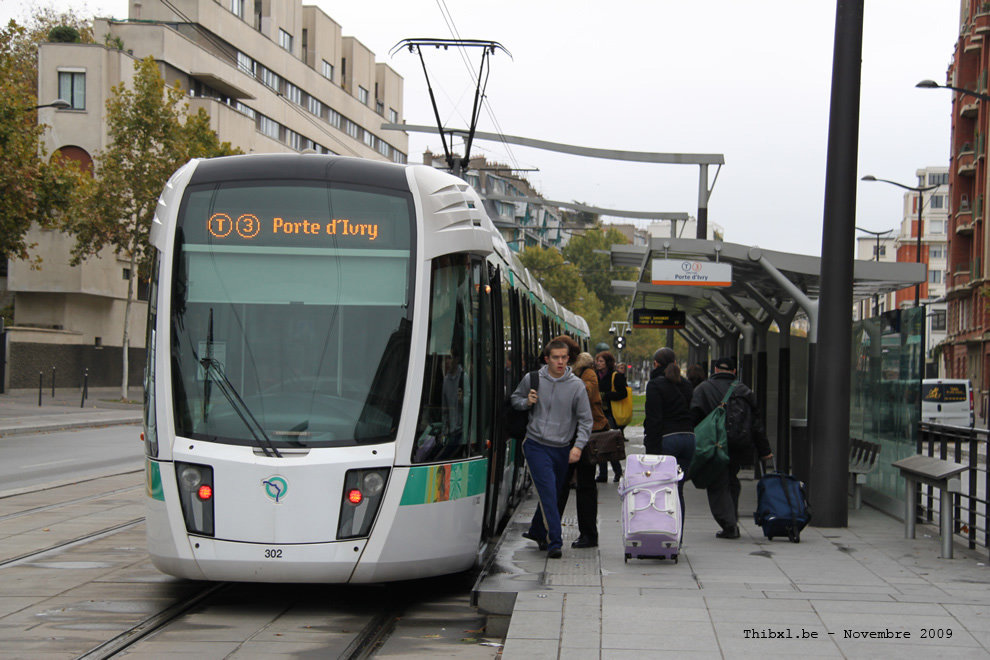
[142,154,589,582]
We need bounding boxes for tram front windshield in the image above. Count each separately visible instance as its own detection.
[170,181,414,448]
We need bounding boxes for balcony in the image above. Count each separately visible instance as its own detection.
[976,6,990,34]
[957,144,976,176]
[961,101,980,118]
[956,217,975,235]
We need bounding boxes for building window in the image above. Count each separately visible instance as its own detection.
[237,51,255,75]
[261,67,280,92]
[929,220,946,234]
[259,115,280,140]
[322,60,334,82]
[928,172,949,185]
[930,245,944,259]
[931,310,946,331]
[873,245,886,258]
[358,86,368,105]
[287,129,303,151]
[279,29,293,53]
[929,270,943,284]
[327,108,341,129]
[931,194,945,209]
[363,130,374,147]
[376,100,384,115]
[344,118,359,139]
[230,0,244,18]
[308,96,322,117]
[58,71,85,110]
[235,102,256,119]
[285,82,302,105]
[389,108,398,123]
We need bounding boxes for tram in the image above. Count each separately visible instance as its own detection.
[142,154,589,582]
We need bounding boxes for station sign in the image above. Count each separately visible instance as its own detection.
[633,308,686,329]
[652,259,732,287]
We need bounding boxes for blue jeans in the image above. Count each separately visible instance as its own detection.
[648,432,695,515]
[523,438,570,551]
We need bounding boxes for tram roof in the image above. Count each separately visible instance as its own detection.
[608,237,926,321]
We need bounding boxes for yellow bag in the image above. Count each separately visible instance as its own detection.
[611,372,633,427]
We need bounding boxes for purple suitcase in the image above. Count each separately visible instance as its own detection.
[619,454,682,562]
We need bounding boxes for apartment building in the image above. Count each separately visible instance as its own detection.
[4,0,407,389]
[944,0,990,417]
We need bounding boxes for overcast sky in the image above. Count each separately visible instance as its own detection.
[5,0,961,256]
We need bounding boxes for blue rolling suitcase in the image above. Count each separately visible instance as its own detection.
[753,462,811,543]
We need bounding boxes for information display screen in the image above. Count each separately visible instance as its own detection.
[632,308,686,329]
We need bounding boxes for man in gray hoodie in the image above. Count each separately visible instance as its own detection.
[511,338,593,558]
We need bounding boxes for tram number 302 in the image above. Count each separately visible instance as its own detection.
[264,548,283,559]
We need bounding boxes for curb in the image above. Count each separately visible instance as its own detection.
[0,416,142,438]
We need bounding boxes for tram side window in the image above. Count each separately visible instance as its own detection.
[413,255,481,463]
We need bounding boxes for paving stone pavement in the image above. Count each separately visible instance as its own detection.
[479,426,990,659]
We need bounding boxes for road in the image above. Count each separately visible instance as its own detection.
[0,423,144,492]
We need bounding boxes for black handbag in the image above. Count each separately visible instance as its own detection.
[584,429,626,464]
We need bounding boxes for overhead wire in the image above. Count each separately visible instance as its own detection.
[434,0,520,172]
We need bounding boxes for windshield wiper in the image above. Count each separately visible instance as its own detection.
[199,357,282,458]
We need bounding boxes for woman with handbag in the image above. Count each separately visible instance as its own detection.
[557,352,610,548]
[595,351,627,483]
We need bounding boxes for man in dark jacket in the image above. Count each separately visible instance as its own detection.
[690,357,773,539]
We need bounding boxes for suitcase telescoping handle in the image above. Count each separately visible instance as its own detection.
[761,456,778,474]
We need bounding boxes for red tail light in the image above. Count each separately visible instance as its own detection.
[197,484,213,500]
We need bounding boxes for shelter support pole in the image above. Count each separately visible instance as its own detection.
[741,282,799,471]
[697,164,709,239]
[699,312,737,359]
[812,0,863,528]
[709,294,755,388]
[686,316,720,372]
[721,293,774,402]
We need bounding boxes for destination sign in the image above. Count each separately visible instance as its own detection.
[207,213,380,242]
[652,259,732,287]
[633,308,686,329]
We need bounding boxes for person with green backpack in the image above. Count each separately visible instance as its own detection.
[689,357,773,539]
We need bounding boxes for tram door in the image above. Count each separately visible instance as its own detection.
[482,263,507,539]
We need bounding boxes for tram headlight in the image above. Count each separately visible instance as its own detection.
[337,467,390,540]
[175,462,215,537]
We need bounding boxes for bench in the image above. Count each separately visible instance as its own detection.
[891,455,967,559]
[848,438,881,510]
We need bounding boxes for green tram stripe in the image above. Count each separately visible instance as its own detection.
[400,459,488,506]
[146,459,165,501]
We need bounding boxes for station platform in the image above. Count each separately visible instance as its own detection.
[474,426,990,659]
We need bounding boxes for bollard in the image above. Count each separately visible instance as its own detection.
[52,366,56,398]
[80,368,89,408]
[39,372,43,406]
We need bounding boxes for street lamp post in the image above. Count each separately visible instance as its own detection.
[860,175,939,307]
[916,79,990,103]
[33,99,71,110]
[854,226,894,317]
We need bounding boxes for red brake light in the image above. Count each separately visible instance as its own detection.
[197,484,213,500]
[348,489,363,504]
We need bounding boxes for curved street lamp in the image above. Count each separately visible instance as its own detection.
[916,79,990,103]
[861,175,941,307]
[33,99,71,110]
[854,226,894,317]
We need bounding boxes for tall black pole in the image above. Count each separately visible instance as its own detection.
[811,0,864,528]
[914,189,928,306]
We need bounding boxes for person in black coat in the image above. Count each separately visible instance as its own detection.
[643,347,695,514]
[690,356,773,539]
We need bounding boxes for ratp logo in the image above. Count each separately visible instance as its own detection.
[263,476,288,503]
